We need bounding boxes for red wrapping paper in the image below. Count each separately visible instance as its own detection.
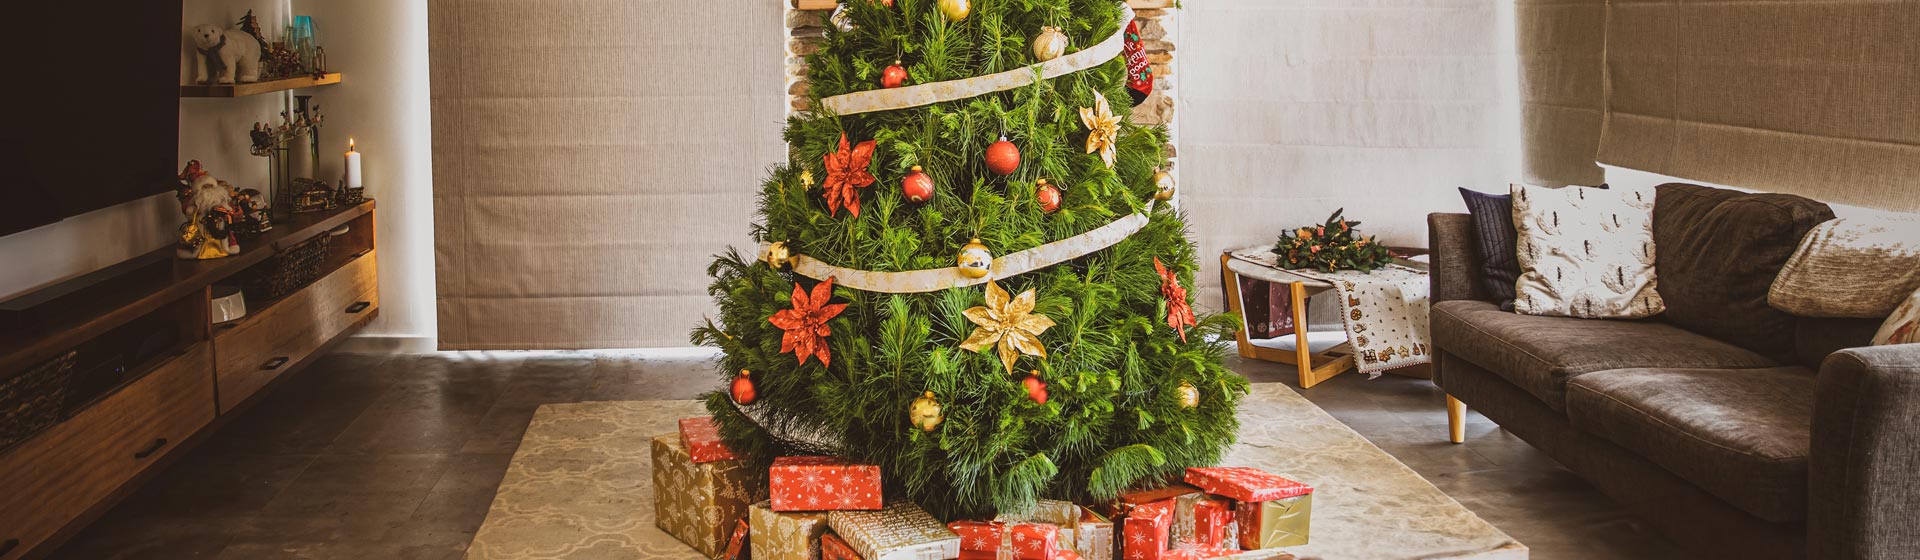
[949,520,1060,560]
[962,550,1082,560]
[1183,467,1311,503]
[1122,500,1173,560]
[679,416,740,463]
[725,518,751,560]
[1104,484,1202,519]
[770,456,883,511]
[822,532,863,560]
[1162,545,1238,560]
[1191,498,1232,549]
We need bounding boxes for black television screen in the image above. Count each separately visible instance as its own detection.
[0,3,183,237]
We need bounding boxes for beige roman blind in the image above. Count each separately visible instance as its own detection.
[1599,0,1920,211]
[1519,0,1606,186]
[429,1,786,349]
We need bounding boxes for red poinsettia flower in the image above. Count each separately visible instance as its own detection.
[769,276,848,366]
[822,133,877,217]
[1154,258,1198,343]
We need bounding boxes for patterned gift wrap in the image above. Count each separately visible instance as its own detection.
[1105,484,1203,520]
[1190,497,1236,550]
[752,500,833,560]
[828,502,962,560]
[1162,544,1238,560]
[822,533,863,560]
[1183,467,1312,503]
[950,520,1060,560]
[770,456,884,511]
[680,416,741,463]
[1233,494,1312,550]
[996,500,1113,560]
[961,550,1083,560]
[1122,500,1173,560]
[727,519,752,560]
[1167,492,1210,549]
[652,433,763,559]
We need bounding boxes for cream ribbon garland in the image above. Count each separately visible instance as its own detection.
[818,5,1136,116]
[764,208,1154,294]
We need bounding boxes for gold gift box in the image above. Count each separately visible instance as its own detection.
[1234,494,1312,549]
[653,433,763,559]
[752,500,832,560]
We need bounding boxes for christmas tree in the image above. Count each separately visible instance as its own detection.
[692,0,1246,520]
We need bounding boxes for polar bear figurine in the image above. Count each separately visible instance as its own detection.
[191,24,261,84]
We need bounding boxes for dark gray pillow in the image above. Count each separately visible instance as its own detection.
[1458,188,1518,310]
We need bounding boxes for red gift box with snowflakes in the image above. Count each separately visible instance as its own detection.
[1122,500,1173,560]
[770,456,883,512]
[949,520,1061,560]
[679,416,740,464]
[1182,467,1312,503]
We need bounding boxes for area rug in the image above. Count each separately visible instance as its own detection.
[465,385,1525,559]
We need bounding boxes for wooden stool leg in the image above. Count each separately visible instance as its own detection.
[1290,281,1314,388]
[1446,395,1467,444]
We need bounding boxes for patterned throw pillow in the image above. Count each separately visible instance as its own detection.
[1512,184,1666,319]
[1873,288,1920,346]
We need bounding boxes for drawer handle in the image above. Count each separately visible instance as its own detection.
[345,301,371,314]
[261,357,290,370]
[133,438,169,459]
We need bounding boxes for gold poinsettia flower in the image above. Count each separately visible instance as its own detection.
[959,281,1056,374]
[1080,91,1121,168]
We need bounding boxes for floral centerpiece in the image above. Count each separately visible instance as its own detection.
[1272,209,1394,272]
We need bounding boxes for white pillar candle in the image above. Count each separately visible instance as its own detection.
[344,138,363,189]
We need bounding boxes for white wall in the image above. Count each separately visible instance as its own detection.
[0,0,434,349]
[1178,0,1521,308]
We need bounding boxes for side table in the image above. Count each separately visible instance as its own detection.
[1220,249,1432,389]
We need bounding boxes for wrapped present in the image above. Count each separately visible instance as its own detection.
[1234,494,1312,550]
[653,433,763,559]
[1167,493,1210,548]
[828,502,962,560]
[960,550,1083,560]
[1189,497,1236,549]
[771,456,884,511]
[950,520,1060,560]
[727,519,752,560]
[1122,500,1173,560]
[752,500,832,560]
[681,416,740,463]
[1184,467,1311,503]
[822,533,863,560]
[1163,544,1239,560]
[993,500,1112,560]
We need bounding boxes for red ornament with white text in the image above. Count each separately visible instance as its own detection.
[1036,179,1062,214]
[902,165,935,203]
[1123,19,1153,106]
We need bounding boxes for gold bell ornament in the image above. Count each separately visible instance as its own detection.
[938,0,970,22]
[1032,26,1068,62]
[957,238,993,278]
[1177,381,1200,408]
[910,391,944,432]
[1152,168,1177,201]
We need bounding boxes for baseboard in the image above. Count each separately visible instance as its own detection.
[336,334,436,354]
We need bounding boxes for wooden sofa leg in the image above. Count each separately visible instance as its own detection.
[1446,395,1467,444]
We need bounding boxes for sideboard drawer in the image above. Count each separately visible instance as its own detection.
[0,342,215,559]
[213,251,378,414]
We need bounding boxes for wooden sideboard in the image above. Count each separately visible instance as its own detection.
[0,202,379,559]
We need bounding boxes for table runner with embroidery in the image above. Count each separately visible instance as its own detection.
[1228,248,1432,375]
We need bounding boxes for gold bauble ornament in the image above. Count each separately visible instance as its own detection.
[957,238,993,278]
[1152,168,1177,201]
[937,0,971,22]
[910,391,944,432]
[762,241,793,269]
[1032,26,1068,62]
[1177,381,1200,408]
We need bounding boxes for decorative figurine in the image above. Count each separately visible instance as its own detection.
[175,161,243,259]
[233,188,274,234]
[292,178,337,213]
[190,23,263,84]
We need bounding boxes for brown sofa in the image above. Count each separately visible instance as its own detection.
[1429,183,1920,559]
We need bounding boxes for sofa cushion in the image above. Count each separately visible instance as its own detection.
[1652,183,1835,362]
[1566,366,1815,523]
[1457,188,1520,309]
[1432,299,1778,411]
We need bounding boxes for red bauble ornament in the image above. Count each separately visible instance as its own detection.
[877,0,894,6]
[1023,372,1049,404]
[1036,179,1062,214]
[985,135,1020,176]
[732,370,758,405]
[882,61,909,89]
[902,165,934,203]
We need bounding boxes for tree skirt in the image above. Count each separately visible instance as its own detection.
[464,385,1524,560]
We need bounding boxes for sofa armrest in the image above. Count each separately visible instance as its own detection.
[1811,343,1920,560]
[1427,213,1490,304]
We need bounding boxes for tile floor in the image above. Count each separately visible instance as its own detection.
[49,350,1686,559]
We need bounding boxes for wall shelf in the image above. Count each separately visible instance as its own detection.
[179,72,341,98]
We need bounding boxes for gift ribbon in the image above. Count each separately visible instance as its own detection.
[818,5,1136,116]
[767,208,1152,294]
